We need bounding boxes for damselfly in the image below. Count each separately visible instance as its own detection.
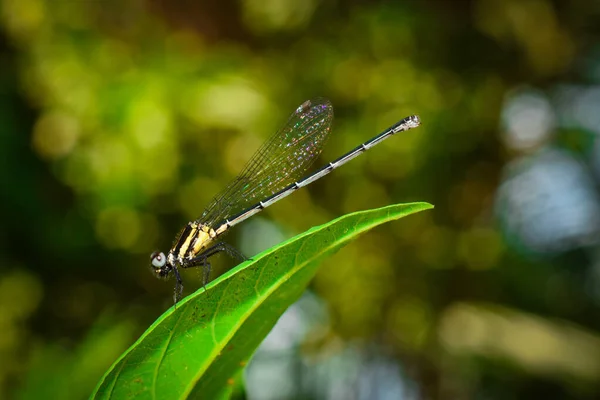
[150,98,421,302]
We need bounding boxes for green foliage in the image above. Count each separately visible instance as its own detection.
[15,316,136,400]
[91,202,432,399]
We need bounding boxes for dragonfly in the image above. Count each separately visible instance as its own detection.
[150,98,421,302]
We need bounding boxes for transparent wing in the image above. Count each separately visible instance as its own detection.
[199,98,334,228]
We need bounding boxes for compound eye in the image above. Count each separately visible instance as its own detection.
[150,251,167,268]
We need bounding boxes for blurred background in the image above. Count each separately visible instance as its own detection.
[1,0,600,399]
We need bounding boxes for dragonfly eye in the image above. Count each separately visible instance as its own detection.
[150,251,167,269]
[150,251,171,279]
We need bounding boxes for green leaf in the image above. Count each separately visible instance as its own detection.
[91,202,433,399]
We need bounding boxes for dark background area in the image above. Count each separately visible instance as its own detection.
[1,0,600,399]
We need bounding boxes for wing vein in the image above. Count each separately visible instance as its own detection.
[198,98,334,228]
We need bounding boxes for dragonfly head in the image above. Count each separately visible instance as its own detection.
[150,251,172,279]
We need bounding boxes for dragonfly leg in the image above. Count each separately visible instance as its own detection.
[219,242,247,262]
[172,265,184,305]
[184,242,246,266]
[202,258,211,289]
[181,242,246,289]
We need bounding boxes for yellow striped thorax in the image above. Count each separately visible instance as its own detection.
[172,222,217,262]
[149,222,219,282]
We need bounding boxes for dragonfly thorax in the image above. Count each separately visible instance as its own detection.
[171,222,217,261]
[149,222,218,280]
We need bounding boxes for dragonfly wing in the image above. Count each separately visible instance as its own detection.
[199,98,334,228]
